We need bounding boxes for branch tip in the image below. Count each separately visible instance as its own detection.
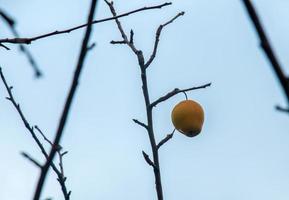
[132,119,148,129]
[142,151,156,168]
[157,129,175,150]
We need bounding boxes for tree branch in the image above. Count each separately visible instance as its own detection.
[145,12,184,68]
[142,151,156,168]
[0,2,171,45]
[133,119,148,130]
[0,68,70,199]
[0,9,42,77]
[33,1,98,199]
[105,0,140,55]
[0,43,10,50]
[157,129,175,150]
[0,68,48,159]
[106,2,186,200]
[21,152,42,168]
[276,105,289,113]
[150,83,211,108]
[241,0,289,108]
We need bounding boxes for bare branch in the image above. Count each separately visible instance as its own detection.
[142,151,156,168]
[0,9,15,26]
[129,29,134,44]
[0,67,70,199]
[0,68,48,159]
[57,150,65,178]
[107,2,186,199]
[0,2,172,45]
[0,43,10,50]
[241,0,289,108]
[87,42,96,51]
[35,126,53,146]
[145,12,184,68]
[33,1,98,199]
[105,0,140,54]
[276,105,289,113]
[0,9,42,77]
[157,129,175,150]
[110,40,126,44]
[21,152,42,168]
[151,83,211,108]
[132,119,148,129]
[35,126,67,187]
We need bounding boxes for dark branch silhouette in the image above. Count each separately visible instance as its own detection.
[105,1,184,198]
[0,2,171,45]
[150,83,211,108]
[142,151,157,168]
[157,129,175,150]
[21,152,42,168]
[241,0,289,111]
[0,9,42,77]
[145,12,184,68]
[0,68,71,199]
[106,1,208,199]
[133,119,148,130]
[32,0,98,199]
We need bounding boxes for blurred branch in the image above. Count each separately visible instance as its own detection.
[21,152,42,168]
[0,9,42,78]
[0,68,71,199]
[0,2,171,45]
[0,43,10,50]
[33,0,98,199]
[276,105,289,113]
[150,83,211,108]
[241,0,289,110]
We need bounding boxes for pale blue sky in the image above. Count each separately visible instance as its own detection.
[1,0,289,199]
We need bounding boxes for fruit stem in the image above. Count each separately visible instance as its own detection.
[182,91,188,100]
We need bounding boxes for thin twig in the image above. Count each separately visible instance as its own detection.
[105,0,139,54]
[132,119,148,129]
[0,2,172,45]
[106,2,186,199]
[35,126,53,146]
[58,150,67,178]
[0,9,15,26]
[150,83,211,108]
[145,12,184,68]
[21,152,42,168]
[129,29,134,44]
[157,129,175,150]
[33,1,98,199]
[0,43,10,50]
[0,68,48,159]
[35,125,68,189]
[142,151,156,168]
[241,0,289,107]
[87,42,96,51]
[0,68,70,199]
[276,105,289,113]
[0,9,42,77]
[110,40,126,44]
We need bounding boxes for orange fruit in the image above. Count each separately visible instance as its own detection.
[171,100,204,137]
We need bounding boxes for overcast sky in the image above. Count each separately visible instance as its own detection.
[1,0,289,199]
